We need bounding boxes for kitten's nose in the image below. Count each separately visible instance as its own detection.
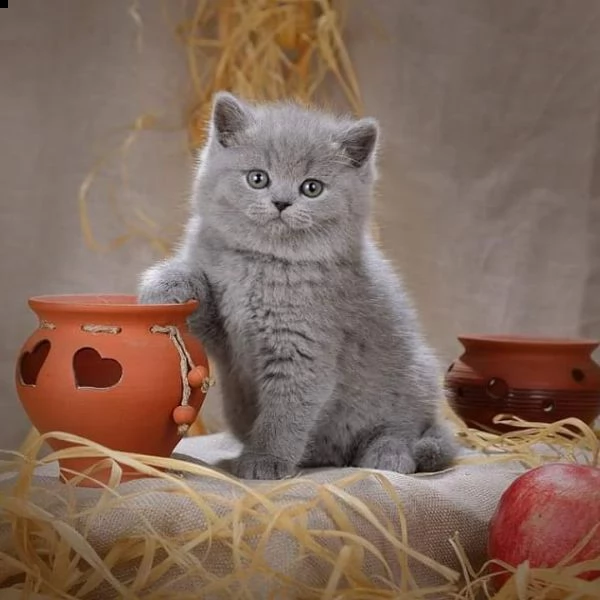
[272,200,292,212]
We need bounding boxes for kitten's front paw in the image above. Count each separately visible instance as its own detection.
[231,452,297,480]
[138,281,194,305]
[137,264,197,305]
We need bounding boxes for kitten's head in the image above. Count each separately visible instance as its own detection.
[193,92,379,260]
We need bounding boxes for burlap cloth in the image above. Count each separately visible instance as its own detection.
[0,432,528,598]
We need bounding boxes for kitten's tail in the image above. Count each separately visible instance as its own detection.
[413,420,458,473]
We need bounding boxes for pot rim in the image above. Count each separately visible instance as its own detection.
[458,333,600,348]
[28,294,198,316]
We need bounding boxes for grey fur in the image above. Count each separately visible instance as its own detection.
[138,92,458,480]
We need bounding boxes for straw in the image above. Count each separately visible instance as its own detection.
[0,414,598,598]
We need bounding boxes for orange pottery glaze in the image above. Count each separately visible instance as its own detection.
[15,294,210,486]
[445,335,600,433]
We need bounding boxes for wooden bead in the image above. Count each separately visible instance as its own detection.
[172,405,197,425]
[187,365,208,389]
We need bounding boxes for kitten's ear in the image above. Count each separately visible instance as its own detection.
[211,92,251,147]
[339,118,379,168]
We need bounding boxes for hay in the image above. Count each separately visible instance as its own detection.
[76,113,173,255]
[0,416,598,599]
[448,410,600,469]
[175,0,363,150]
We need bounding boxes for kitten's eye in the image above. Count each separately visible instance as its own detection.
[300,179,324,198]
[246,170,270,189]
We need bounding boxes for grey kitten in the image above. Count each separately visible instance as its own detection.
[138,92,458,480]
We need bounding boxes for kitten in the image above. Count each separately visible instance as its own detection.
[138,92,458,480]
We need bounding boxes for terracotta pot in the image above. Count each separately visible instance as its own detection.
[15,294,210,486]
[445,335,600,433]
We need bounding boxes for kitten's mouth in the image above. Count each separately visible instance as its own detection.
[244,205,312,232]
[269,211,290,224]
[261,214,295,233]
[271,215,290,228]
[276,213,313,232]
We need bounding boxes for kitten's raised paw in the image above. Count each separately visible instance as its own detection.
[138,283,193,305]
[231,452,297,480]
[138,264,197,305]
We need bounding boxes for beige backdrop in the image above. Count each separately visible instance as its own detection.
[2,0,600,449]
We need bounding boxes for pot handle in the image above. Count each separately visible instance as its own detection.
[150,325,213,436]
[171,366,211,429]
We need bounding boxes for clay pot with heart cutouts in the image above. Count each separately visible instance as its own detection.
[15,294,211,486]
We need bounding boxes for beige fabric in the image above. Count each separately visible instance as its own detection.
[0,433,526,598]
[3,0,600,448]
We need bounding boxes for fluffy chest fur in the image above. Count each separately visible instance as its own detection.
[203,244,345,374]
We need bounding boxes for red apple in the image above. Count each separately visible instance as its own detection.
[488,462,600,588]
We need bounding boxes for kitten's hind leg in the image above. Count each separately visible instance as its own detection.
[412,420,458,473]
[352,427,417,474]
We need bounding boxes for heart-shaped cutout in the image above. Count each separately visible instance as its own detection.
[73,347,122,389]
[19,340,51,385]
